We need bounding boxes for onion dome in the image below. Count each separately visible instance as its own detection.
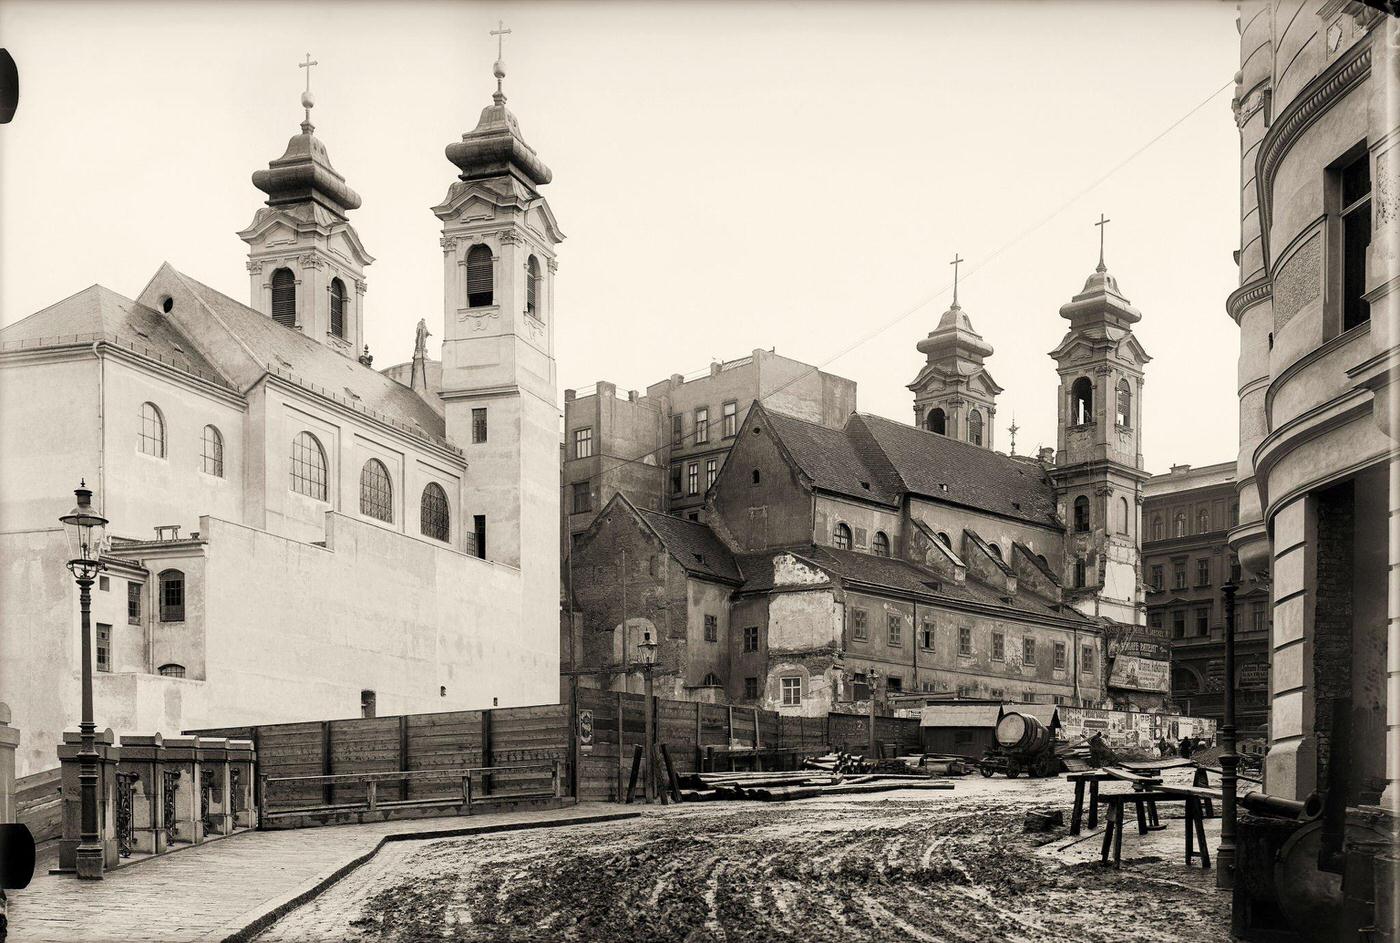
[1058,261,1142,327]
[917,303,995,363]
[251,91,362,220]
[445,57,552,187]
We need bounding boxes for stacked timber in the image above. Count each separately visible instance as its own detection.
[676,769,955,803]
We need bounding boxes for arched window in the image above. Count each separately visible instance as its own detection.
[1073,557,1087,588]
[1073,495,1090,533]
[158,664,186,679]
[1070,377,1093,425]
[937,531,951,548]
[201,425,224,477]
[927,407,947,435]
[834,523,852,550]
[525,255,540,317]
[872,531,890,557]
[1197,509,1211,534]
[329,277,346,338]
[1152,516,1163,541]
[752,469,761,484]
[1173,667,1201,695]
[967,409,983,446]
[360,459,393,523]
[138,402,166,458]
[1117,496,1130,535]
[420,482,450,541]
[290,432,328,501]
[271,268,296,328]
[988,543,1003,561]
[158,569,185,622]
[1116,379,1132,428]
[702,672,722,687]
[1174,512,1187,537]
[466,244,494,307]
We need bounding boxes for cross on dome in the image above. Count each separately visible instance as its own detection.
[490,20,512,104]
[298,53,318,131]
[949,252,964,308]
[1094,213,1111,271]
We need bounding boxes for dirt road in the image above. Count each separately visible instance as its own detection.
[258,775,1230,943]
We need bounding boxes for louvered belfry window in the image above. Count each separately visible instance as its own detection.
[526,255,540,317]
[467,245,494,307]
[271,268,296,328]
[330,278,346,338]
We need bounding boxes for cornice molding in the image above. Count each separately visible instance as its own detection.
[1226,276,1273,324]
[1256,38,1372,270]
[1264,320,1372,420]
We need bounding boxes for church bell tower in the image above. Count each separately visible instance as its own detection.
[1047,222,1150,624]
[238,58,374,360]
[434,37,563,590]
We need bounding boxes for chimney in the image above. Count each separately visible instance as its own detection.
[628,390,640,402]
[670,373,685,389]
[1038,446,1054,466]
[598,381,617,399]
[710,362,723,376]
[1170,463,1193,474]
[564,389,577,403]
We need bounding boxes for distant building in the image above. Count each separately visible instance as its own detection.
[1143,462,1270,736]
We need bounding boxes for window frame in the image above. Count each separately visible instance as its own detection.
[127,581,142,625]
[833,523,852,550]
[743,625,759,653]
[159,569,185,623]
[1116,379,1132,428]
[1073,495,1090,533]
[138,402,167,459]
[329,277,346,338]
[290,431,329,501]
[158,663,186,679]
[420,482,451,541]
[96,622,112,673]
[721,401,738,438]
[525,255,541,318]
[967,408,983,446]
[887,613,902,647]
[1081,644,1095,675]
[958,626,972,656]
[851,607,868,641]
[573,426,593,459]
[694,407,709,444]
[703,614,718,643]
[201,424,224,478]
[571,481,592,515]
[991,631,1005,661]
[359,458,394,524]
[780,676,802,707]
[706,458,718,490]
[472,407,488,444]
[466,244,494,308]
[1022,636,1037,665]
[872,531,890,557]
[1070,377,1093,425]
[1053,641,1067,671]
[743,676,759,700]
[271,267,296,328]
[920,620,934,652]
[687,462,700,496]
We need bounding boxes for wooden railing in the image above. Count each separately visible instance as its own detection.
[258,761,563,824]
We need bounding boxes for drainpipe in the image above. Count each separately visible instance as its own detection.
[92,342,105,516]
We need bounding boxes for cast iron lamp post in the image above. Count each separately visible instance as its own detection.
[1217,578,1239,889]
[638,630,659,804]
[59,481,108,879]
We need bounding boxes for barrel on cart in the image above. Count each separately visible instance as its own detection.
[977,711,1061,778]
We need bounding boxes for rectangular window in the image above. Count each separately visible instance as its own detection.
[127,582,141,625]
[96,623,111,673]
[1252,602,1266,632]
[887,614,902,646]
[1173,562,1187,590]
[1172,610,1186,640]
[1149,612,1163,630]
[573,427,593,459]
[991,632,1005,661]
[160,573,184,623]
[695,408,709,444]
[722,401,738,438]
[99,575,110,591]
[1022,637,1037,665]
[886,676,902,694]
[744,676,758,700]
[672,414,684,447]
[743,625,759,652]
[706,458,718,489]
[474,515,487,559]
[1053,641,1067,670]
[670,464,683,495]
[1151,565,1164,591]
[920,620,934,651]
[687,463,699,495]
[1196,558,1211,587]
[852,608,868,641]
[571,481,592,514]
[1195,606,1210,636]
[1339,147,1372,331]
[472,408,488,444]
[781,676,801,706]
[704,614,718,642]
[1081,644,1095,674]
[958,626,972,656]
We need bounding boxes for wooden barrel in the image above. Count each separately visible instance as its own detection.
[995,712,1050,755]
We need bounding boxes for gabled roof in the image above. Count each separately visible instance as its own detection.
[760,406,899,506]
[1,284,231,388]
[632,504,742,584]
[850,413,1059,527]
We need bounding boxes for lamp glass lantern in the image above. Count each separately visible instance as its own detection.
[639,629,659,667]
[59,482,107,580]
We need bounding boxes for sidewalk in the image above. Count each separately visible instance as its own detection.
[5,803,638,943]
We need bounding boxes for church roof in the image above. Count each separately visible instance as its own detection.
[635,506,743,584]
[0,284,229,388]
[143,266,449,447]
[849,413,1059,527]
[761,408,900,507]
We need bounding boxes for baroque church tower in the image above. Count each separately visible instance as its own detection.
[433,48,563,579]
[907,259,1001,448]
[239,70,374,360]
[1047,236,1150,625]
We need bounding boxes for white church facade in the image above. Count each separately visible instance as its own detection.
[0,65,562,778]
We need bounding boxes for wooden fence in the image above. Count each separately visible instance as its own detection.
[191,696,923,808]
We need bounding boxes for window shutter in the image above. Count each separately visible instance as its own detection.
[467,245,494,307]
[271,268,296,328]
[330,278,345,338]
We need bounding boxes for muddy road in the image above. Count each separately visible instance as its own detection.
[258,778,1229,943]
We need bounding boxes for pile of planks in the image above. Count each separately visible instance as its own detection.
[676,769,955,803]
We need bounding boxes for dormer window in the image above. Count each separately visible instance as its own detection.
[467,244,494,307]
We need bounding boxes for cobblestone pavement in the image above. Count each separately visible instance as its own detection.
[3,804,633,943]
[258,771,1232,943]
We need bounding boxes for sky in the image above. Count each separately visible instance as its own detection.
[0,0,1243,474]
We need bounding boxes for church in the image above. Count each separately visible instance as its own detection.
[0,58,562,779]
[566,246,1162,716]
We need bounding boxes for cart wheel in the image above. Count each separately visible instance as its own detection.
[1005,760,1022,778]
[978,764,995,778]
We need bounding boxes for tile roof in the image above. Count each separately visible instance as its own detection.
[0,285,229,387]
[850,413,1059,527]
[636,507,743,584]
[762,408,899,506]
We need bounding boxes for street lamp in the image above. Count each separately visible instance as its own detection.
[637,630,659,803]
[1217,578,1239,889]
[59,481,107,880]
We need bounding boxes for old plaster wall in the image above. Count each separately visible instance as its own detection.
[710,418,812,551]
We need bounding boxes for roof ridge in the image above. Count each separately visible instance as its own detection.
[1,283,116,336]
